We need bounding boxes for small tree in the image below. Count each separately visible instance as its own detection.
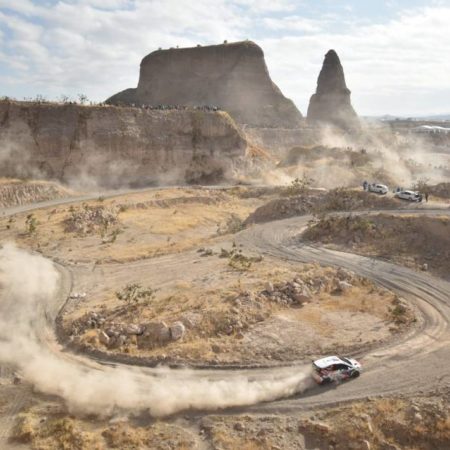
[77,93,88,104]
[25,213,38,235]
[115,283,156,305]
[413,178,431,195]
[34,94,46,103]
[282,174,314,197]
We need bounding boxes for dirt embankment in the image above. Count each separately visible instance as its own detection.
[12,395,449,450]
[430,182,450,199]
[303,214,450,278]
[245,189,401,225]
[0,179,74,208]
[0,100,246,188]
[298,396,450,450]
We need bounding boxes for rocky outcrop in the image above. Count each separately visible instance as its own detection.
[307,50,359,129]
[0,101,246,188]
[107,41,302,128]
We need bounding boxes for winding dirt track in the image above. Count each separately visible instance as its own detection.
[239,212,450,412]
[1,195,450,421]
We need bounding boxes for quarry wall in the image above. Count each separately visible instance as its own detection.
[0,101,247,188]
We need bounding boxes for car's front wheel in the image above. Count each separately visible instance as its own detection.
[351,371,360,378]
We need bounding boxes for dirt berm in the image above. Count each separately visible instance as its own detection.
[245,189,401,225]
[304,213,450,278]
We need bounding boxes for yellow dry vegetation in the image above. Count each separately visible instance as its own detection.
[0,187,262,262]
[12,407,198,450]
[304,397,450,450]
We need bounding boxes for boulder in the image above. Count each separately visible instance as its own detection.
[170,321,186,341]
[292,289,311,304]
[125,324,143,335]
[98,330,110,346]
[137,322,171,348]
[265,281,274,293]
[337,280,353,292]
[180,312,202,329]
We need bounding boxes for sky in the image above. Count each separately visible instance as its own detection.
[0,0,449,116]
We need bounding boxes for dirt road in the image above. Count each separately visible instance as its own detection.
[1,195,449,429]
[239,212,450,412]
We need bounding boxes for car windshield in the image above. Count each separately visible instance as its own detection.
[340,357,351,364]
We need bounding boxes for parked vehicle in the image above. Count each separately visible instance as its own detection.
[368,183,388,194]
[394,190,422,202]
[312,355,362,384]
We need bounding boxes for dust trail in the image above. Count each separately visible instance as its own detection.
[0,244,313,417]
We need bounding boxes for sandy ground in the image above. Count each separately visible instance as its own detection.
[63,254,409,366]
[1,185,449,450]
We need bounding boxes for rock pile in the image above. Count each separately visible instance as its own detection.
[261,278,312,306]
[64,205,119,235]
[307,49,359,129]
[72,312,186,350]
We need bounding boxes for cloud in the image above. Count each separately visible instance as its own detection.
[260,6,450,115]
[262,16,324,33]
[0,1,449,115]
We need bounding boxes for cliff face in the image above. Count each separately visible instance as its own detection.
[307,50,359,129]
[0,101,246,188]
[107,41,303,128]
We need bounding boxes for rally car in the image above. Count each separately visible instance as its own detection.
[312,355,362,384]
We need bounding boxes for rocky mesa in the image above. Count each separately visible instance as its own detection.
[107,40,303,128]
[0,101,246,188]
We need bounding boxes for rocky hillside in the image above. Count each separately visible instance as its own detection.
[0,101,247,188]
[307,49,359,129]
[0,179,73,208]
[107,41,302,128]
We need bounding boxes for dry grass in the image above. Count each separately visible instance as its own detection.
[304,214,450,278]
[12,406,198,450]
[303,397,450,450]
[68,258,404,365]
[0,187,263,263]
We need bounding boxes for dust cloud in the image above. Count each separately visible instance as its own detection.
[255,123,449,190]
[0,244,313,417]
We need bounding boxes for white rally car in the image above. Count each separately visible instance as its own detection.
[312,355,362,384]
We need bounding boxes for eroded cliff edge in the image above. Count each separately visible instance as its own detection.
[0,101,246,188]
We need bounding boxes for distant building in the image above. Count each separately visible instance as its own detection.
[412,125,450,134]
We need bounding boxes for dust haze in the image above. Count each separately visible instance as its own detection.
[0,244,313,417]
[245,123,449,190]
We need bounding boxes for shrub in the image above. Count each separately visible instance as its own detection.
[115,283,156,305]
[282,174,314,197]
